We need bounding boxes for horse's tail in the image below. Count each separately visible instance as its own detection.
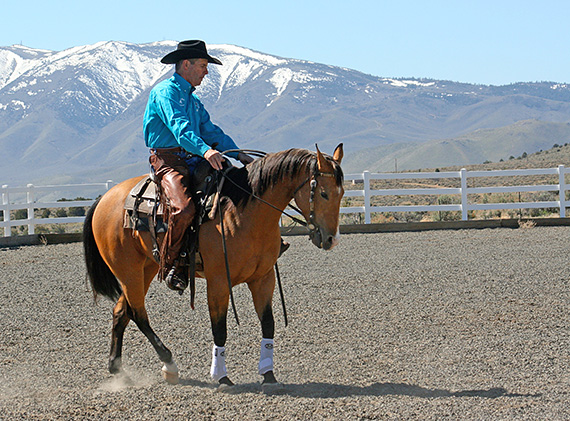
[83,197,122,302]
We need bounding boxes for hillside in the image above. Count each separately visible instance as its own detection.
[342,119,570,173]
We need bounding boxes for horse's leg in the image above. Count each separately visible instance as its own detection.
[129,262,179,384]
[207,283,232,386]
[129,303,179,384]
[247,271,278,385]
[109,294,130,374]
[110,247,179,383]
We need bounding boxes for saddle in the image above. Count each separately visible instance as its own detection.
[123,160,224,300]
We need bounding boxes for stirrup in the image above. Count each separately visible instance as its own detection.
[164,266,188,292]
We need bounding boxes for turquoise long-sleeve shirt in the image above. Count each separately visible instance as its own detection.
[143,72,239,158]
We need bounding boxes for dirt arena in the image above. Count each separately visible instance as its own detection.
[1,227,569,419]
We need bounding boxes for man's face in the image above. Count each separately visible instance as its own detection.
[185,58,209,87]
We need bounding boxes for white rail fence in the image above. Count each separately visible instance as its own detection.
[343,165,569,224]
[1,181,114,237]
[1,166,569,237]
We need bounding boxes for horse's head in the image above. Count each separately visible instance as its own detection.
[294,144,344,250]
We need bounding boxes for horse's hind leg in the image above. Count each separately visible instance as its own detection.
[129,305,179,384]
[108,293,178,383]
[110,258,179,383]
[248,271,278,385]
[131,265,179,384]
[109,295,130,374]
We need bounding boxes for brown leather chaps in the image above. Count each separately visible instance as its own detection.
[149,148,196,279]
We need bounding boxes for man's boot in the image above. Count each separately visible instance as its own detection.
[164,260,188,292]
[279,238,290,257]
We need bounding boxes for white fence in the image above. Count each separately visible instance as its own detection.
[343,165,569,223]
[1,181,114,237]
[1,165,569,237]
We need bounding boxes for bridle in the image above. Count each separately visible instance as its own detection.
[291,170,336,241]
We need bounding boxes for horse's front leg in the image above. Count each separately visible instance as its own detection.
[248,271,278,385]
[208,285,233,386]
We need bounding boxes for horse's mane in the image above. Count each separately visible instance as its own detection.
[222,148,343,209]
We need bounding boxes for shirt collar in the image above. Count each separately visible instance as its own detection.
[173,72,196,94]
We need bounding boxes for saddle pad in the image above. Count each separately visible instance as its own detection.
[124,176,164,215]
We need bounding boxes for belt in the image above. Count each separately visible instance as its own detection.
[150,147,184,154]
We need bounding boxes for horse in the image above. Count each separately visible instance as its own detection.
[83,144,344,387]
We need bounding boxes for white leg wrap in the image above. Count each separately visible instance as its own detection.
[210,345,228,382]
[258,338,274,375]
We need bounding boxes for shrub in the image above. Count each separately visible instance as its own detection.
[68,207,86,217]
[55,208,67,217]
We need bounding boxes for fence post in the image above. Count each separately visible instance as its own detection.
[106,180,113,191]
[363,171,371,224]
[2,185,11,237]
[558,165,566,218]
[27,184,35,235]
[460,168,468,221]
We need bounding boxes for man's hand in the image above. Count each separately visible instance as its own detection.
[237,152,254,166]
[204,148,224,170]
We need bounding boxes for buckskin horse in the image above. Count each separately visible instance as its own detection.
[83,144,344,387]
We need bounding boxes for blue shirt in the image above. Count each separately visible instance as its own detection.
[143,72,239,158]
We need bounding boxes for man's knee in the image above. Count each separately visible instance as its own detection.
[176,199,195,225]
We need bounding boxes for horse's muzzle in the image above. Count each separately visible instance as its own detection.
[310,227,340,250]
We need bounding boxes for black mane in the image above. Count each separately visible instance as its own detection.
[222,148,343,209]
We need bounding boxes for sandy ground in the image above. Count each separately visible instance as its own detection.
[1,226,569,420]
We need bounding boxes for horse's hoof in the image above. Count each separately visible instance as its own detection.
[261,371,283,393]
[262,371,278,384]
[161,362,179,385]
[216,376,235,392]
[109,357,122,374]
[219,376,234,386]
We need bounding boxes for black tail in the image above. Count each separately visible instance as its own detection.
[83,197,122,302]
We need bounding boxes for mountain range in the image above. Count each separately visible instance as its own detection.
[1,40,569,186]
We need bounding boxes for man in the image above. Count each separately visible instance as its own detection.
[143,40,253,291]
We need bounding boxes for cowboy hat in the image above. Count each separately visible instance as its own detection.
[161,40,222,65]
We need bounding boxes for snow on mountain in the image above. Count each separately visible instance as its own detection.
[0,41,177,124]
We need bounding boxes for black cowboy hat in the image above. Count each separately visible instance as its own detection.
[161,40,222,65]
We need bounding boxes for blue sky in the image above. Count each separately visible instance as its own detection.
[2,0,568,85]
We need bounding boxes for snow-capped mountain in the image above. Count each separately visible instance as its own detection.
[1,41,570,186]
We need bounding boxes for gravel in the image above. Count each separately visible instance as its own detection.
[1,226,569,420]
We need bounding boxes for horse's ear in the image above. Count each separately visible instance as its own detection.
[333,143,343,164]
[316,144,332,173]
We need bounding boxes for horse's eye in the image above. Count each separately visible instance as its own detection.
[320,191,329,200]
